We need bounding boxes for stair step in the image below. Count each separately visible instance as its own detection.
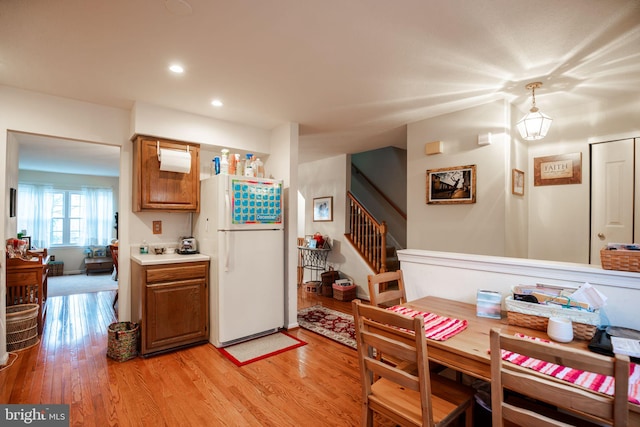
[386,257,400,272]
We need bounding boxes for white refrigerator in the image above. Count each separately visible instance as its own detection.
[195,175,285,347]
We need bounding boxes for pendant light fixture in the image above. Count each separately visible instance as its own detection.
[516,82,552,140]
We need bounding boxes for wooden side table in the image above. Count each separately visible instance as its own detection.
[85,256,113,275]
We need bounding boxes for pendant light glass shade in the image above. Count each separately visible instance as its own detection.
[517,82,552,141]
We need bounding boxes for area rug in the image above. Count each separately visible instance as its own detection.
[218,332,307,366]
[297,305,357,349]
[47,272,118,297]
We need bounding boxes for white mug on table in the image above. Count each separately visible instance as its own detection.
[547,317,573,343]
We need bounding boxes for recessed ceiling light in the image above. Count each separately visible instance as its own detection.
[169,64,184,74]
[211,99,223,107]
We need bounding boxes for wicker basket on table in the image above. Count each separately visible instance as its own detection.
[600,248,640,272]
[505,296,600,340]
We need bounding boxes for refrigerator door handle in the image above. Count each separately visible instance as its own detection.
[224,230,230,272]
[224,189,231,271]
[224,187,231,230]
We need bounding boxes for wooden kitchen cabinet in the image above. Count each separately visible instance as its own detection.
[131,261,209,356]
[132,135,200,212]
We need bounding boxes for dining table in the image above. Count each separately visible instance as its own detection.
[402,295,640,421]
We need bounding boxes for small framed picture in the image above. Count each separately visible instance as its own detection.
[22,236,31,250]
[304,234,313,247]
[313,196,333,222]
[512,169,524,196]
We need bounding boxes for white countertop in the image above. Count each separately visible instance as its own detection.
[130,252,210,266]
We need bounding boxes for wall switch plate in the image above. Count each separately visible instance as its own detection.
[153,221,162,234]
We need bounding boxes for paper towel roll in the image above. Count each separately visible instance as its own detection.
[159,148,192,173]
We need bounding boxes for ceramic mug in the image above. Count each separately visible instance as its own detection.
[547,316,573,343]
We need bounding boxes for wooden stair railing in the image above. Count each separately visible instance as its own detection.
[345,192,388,273]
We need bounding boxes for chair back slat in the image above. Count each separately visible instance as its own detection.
[367,270,406,308]
[490,327,629,427]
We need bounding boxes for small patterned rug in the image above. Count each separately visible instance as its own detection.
[297,305,356,349]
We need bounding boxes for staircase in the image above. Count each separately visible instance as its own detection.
[385,245,400,272]
[345,192,400,274]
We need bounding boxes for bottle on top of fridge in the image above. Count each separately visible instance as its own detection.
[229,152,237,175]
[254,158,264,178]
[235,154,243,176]
[244,153,254,177]
[220,149,230,175]
[212,156,220,175]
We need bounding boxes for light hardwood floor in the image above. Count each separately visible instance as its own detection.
[1,288,371,426]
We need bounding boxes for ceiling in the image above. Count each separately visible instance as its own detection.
[2,0,639,176]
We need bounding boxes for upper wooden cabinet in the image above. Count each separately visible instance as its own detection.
[132,136,200,212]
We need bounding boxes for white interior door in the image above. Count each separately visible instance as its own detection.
[590,139,635,264]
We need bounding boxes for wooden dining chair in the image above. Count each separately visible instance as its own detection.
[489,327,629,427]
[367,270,406,308]
[352,299,474,427]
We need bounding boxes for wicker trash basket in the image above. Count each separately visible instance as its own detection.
[107,322,139,362]
[6,304,39,351]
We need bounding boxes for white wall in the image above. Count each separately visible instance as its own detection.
[0,85,131,365]
[525,94,640,263]
[297,154,373,299]
[406,95,640,264]
[132,102,272,155]
[268,123,299,329]
[407,99,509,256]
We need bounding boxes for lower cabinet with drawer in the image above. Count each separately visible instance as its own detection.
[131,260,209,356]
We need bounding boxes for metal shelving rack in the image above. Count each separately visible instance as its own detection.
[298,243,331,284]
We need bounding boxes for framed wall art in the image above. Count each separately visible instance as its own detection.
[426,164,476,204]
[512,169,524,196]
[534,153,582,186]
[313,196,333,221]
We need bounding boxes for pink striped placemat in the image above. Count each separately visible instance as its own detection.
[387,305,468,341]
[501,333,640,405]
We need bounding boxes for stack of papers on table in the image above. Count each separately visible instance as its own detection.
[611,337,640,358]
